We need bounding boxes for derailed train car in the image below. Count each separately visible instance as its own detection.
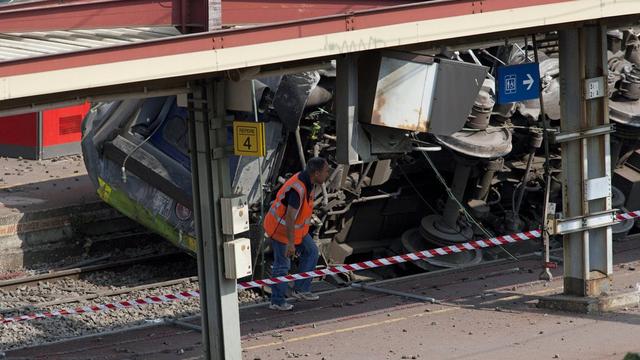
[81,32,640,275]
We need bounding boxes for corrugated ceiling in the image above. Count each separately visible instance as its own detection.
[0,27,181,62]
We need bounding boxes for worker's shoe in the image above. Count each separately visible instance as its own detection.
[291,290,319,301]
[269,302,294,311]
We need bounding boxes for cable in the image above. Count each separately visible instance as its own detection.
[480,48,506,66]
[416,138,519,262]
[397,165,438,214]
[511,182,523,213]
[121,99,173,183]
[532,33,554,280]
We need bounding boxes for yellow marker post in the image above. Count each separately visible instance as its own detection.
[233,121,266,157]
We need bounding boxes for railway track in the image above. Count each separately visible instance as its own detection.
[0,247,202,352]
[0,251,190,291]
[0,249,200,315]
[3,276,199,312]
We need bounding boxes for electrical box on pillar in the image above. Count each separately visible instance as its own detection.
[224,238,252,279]
[221,195,250,235]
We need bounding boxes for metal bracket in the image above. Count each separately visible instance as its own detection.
[212,145,234,159]
[551,124,615,144]
[345,11,356,31]
[212,36,224,49]
[546,209,618,235]
[177,93,189,107]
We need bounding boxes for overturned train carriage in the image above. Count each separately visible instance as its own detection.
[82,35,640,275]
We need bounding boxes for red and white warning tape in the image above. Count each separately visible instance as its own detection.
[2,210,639,325]
[236,229,543,290]
[616,210,640,221]
[2,226,542,324]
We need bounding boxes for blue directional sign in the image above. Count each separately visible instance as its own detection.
[496,63,540,104]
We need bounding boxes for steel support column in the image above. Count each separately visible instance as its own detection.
[559,24,613,297]
[336,54,370,164]
[189,79,242,359]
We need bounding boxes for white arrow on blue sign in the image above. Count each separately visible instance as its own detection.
[496,63,541,104]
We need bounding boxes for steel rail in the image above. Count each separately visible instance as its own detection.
[0,251,187,290]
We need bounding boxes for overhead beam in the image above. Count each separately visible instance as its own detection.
[220,0,416,25]
[1,0,639,110]
[0,0,184,33]
[0,0,414,33]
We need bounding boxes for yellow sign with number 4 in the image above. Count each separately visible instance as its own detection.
[233,121,266,157]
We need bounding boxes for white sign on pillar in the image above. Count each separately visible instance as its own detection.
[585,77,605,100]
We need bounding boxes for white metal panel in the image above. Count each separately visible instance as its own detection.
[370,57,438,132]
[220,195,250,235]
[585,176,611,201]
[223,238,252,279]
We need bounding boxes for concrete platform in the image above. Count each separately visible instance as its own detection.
[6,238,640,359]
[538,291,640,314]
[0,156,139,270]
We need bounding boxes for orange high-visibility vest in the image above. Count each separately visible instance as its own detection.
[263,172,313,245]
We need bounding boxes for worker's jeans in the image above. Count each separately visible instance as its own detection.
[270,234,319,306]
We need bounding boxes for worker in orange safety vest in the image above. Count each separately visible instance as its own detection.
[263,157,330,311]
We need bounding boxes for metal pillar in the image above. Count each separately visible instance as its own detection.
[559,25,613,297]
[188,78,242,359]
[336,53,370,164]
[36,111,43,160]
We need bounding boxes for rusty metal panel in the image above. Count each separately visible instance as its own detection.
[369,55,437,132]
[366,52,487,135]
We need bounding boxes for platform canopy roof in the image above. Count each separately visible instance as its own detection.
[0,27,180,62]
[1,0,639,113]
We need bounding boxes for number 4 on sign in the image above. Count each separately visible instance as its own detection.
[233,121,266,157]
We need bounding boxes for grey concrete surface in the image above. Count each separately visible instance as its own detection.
[0,156,137,270]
